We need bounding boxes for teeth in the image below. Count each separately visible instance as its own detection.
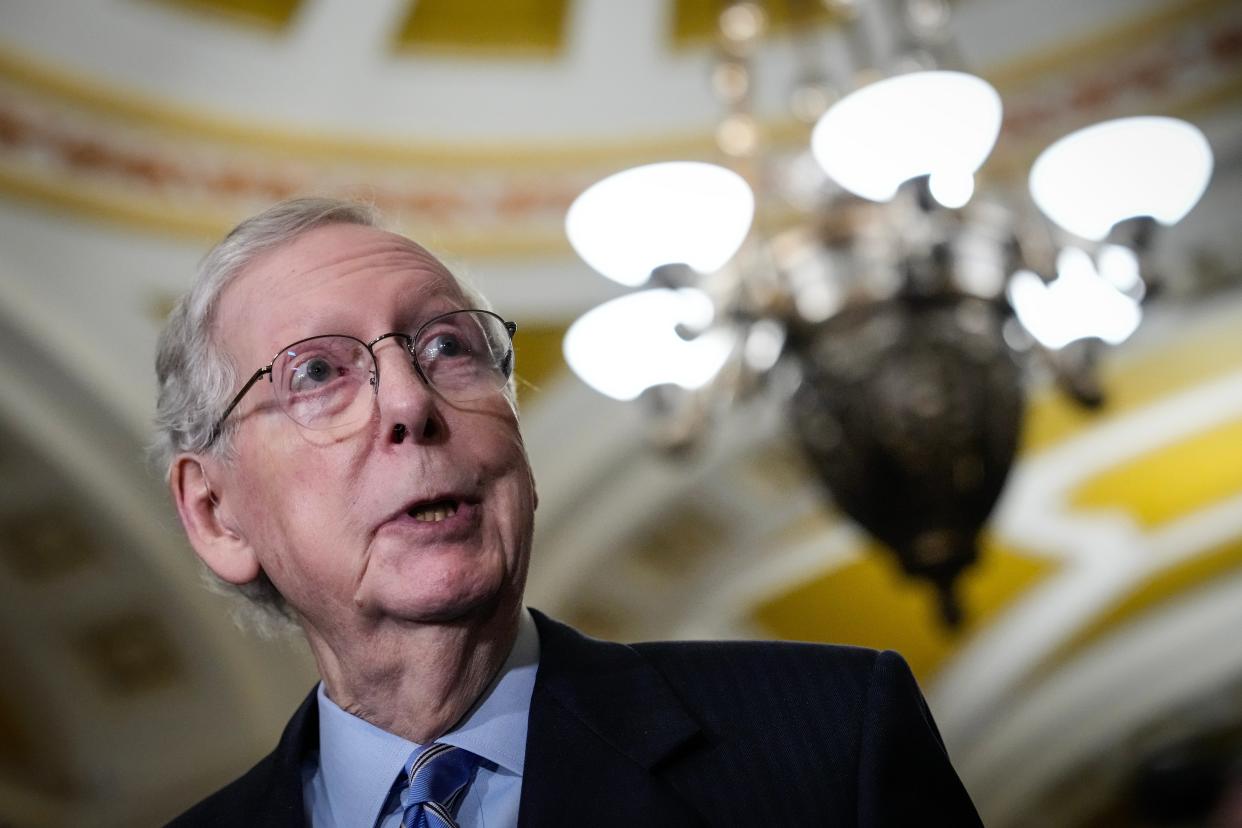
[411,501,458,522]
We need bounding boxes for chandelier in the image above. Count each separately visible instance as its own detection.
[559,0,1214,626]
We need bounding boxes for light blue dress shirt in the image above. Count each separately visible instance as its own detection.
[303,609,540,828]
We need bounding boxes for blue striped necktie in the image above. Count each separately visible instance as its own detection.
[399,743,479,828]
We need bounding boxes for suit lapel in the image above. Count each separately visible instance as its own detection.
[248,688,318,828]
[518,610,707,826]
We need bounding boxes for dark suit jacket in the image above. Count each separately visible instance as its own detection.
[168,609,982,826]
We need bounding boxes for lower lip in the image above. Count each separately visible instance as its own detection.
[379,501,481,541]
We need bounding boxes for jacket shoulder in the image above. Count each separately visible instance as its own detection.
[627,639,932,766]
[632,636,887,707]
[630,637,980,825]
[165,750,285,827]
[633,635,882,670]
[631,638,980,825]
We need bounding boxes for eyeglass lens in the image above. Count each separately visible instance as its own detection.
[270,311,513,431]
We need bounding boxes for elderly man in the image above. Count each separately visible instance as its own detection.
[158,198,982,827]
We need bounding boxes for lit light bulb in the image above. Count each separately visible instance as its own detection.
[810,70,1001,204]
[1029,116,1213,241]
[928,170,975,209]
[1007,247,1142,350]
[1096,244,1143,296]
[566,162,755,287]
[743,319,786,371]
[563,289,734,400]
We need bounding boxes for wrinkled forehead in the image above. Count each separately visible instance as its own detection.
[215,223,468,359]
[227,223,463,302]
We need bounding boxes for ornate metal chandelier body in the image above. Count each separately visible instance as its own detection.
[561,0,1214,626]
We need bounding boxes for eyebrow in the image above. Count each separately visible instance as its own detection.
[270,291,470,354]
[394,294,471,333]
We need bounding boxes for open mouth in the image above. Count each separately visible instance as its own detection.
[407,498,460,523]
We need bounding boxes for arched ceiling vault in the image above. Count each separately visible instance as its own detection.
[0,0,1240,825]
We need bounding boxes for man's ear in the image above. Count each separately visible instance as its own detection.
[169,454,261,585]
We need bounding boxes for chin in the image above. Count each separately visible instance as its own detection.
[374,577,511,626]
[360,540,528,626]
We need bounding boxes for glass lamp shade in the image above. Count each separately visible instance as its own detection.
[810,70,1002,205]
[563,288,734,400]
[1007,247,1142,350]
[565,162,755,287]
[1029,116,1213,241]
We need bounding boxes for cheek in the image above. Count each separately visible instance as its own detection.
[478,424,533,493]
[232,436,369,585]
[486,432,538,549]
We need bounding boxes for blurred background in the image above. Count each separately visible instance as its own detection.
[0,0,1240,825]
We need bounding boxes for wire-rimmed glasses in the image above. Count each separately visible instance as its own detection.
[208,309,517,444]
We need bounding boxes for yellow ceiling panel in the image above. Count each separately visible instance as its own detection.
[670,0,838,48]
[393,0,571,57]
[513,323,568,401]
[1021,327,1242,454]
[1071,416,1242,528]
[751,537,1054,682]
[1041,534,1242,677]
[142,0,302,30]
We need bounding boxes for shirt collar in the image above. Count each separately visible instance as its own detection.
[315,608,540,822]
[435,607,539,774]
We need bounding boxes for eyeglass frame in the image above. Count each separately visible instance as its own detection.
[207,308,518,446]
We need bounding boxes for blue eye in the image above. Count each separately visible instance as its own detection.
[427,334,467,358]
[289,355,342,391]
[302,358,332,382]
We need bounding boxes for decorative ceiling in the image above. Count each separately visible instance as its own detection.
[0,0,1235,263]
[0,0,1239,825]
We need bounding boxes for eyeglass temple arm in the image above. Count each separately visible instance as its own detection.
[208,366,272,446]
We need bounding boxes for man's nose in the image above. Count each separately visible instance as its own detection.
[373,338,444,444]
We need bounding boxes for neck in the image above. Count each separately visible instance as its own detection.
[304,603,522,744]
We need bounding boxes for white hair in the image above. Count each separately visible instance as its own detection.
[153,197,510,636]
